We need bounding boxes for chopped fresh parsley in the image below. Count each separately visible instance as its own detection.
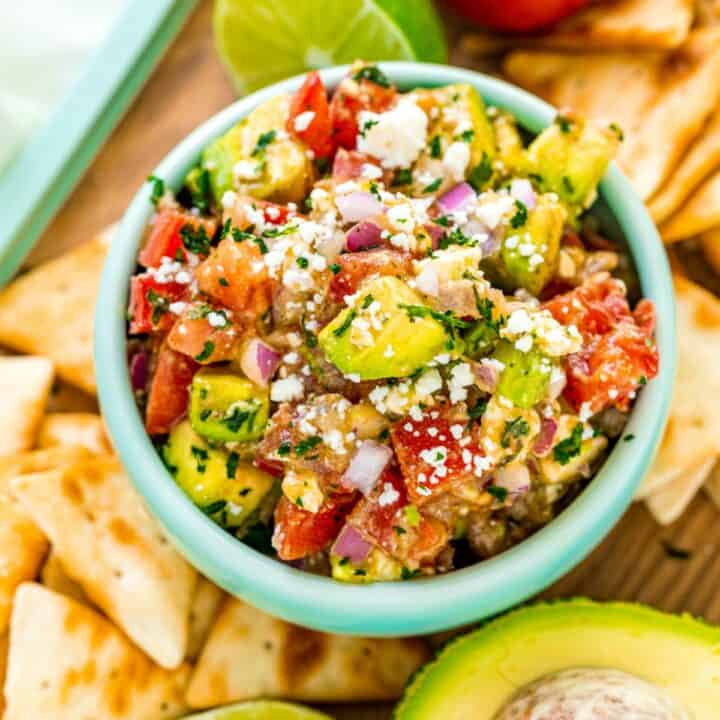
[639,375,647,385]
[277,441,292,457]
[438,226,476,250]
[194,341,215,362]
[500,417,530,449]
[429,134,442,159]
[369,181,382,200]
[191,445,208,473]
[378,427,390,442]
[466,398,488,431]
[146,289,169,325]
[486,485,508,502]
[467,152,493,190]
[399,304,473,339]
[191,168,212,212]
[354,568,367,577]
[296,256,309,269]
[562,175,575,195]
[147,175,165,206]
[352,64,391,88]
[199,409,212,422]
[510,200,528,229]
[180,224,212,255]
[301,315,318,348]
[553,424,584,465]
[556,114,573,134]
[294,436,322,456]
[423,178,442,194]
[329,262,341,275]
[609,122,624,141]
[252,129,277,157]
[391,168,413,187]
[219,217,232,239]
[361,294,374,309]
[435,214,451,227]
[219,277,229,287]
[226,451,239,479]
[392,525,407,536]
[201,499,226,515]
[401,566,420,580]
[295,497,304,508]
[359,119,378,138]
[223,405,258,433]
[332,309,357,337]
[456,129,475,143]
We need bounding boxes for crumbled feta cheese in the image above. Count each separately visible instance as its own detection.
[515,335,533,353]
[378,482,400,507]
[415,369,443,397]
[221,190,237,209]
[361,163,383,179]
[443,141,471,182]
[323,429,347,455]
[207,311,229,328]
[475,193,515,230]
[293,110,315,132]
[168,301,187,315]
[233,160,261,179]
[384,344,395,358]
[271,376,304,402]
[448,362,474,403]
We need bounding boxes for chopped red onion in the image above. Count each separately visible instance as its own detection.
[336,192,382,224]
[240,338,280,387]
[492,463,530,495]
[332,524,372,563]
[341,440,393,495]
[533,417,558,457]
[437,182,475,213]
[474,358,502,393]
[424,222,444,250]
[129,349,148,391]
[510,179,536,210]
[345,221,384,252]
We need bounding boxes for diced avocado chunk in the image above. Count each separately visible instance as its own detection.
[539,415,608,484]
[527,114,620,215]
[494,341,554,409]
[493,111,526,176]
[163,419,274,529]
[331,547,403,583]
[189,369,269,443]
[497,194,566,296]
[318,276,449,381]
[197,94,313,204]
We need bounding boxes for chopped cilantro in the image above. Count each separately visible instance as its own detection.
[201,499,226,515]
[639,375,647,385]
[329,262,341,275]
[261,224,299,239]
[401,566,420,580]
[252,129,277,157]
[556,114,573,133]
[180,224,212,255]
[191,445,208,473]
[352,64,390,88]
[553,424,584,465]
[438,226,476,250]
[486,485,508,502]
[361,294,374,309]
[354,568,367,576]
[332,309,357,337]
[226,451,239,479]
[339,556,350,566]
[147,175,165,206]
[146,289,169,325]
[456,129,475,143]
[435,215,450,227]
[294,436,322,456]
[219,217,232,239]
[277,441,292,457]
[399,304,473,339]
[392,525,407,536]
[391,168,413,187]
[301,316,318,348]
[359,119,378,138]
[500,417,530,449]
[467,152,493,190]
[369,181,382,200]
[223,405,258,433]
[378,427,390,442]
[295,497,304,508]
[510,200,528,229]
[296,256,309,269]
[199,409,212,421]
[219,277,229,287]
[429,135,442,158]
[423,178,442,194]
[194,341,214,362]
[191,168,212,212]
[466,398,488,430]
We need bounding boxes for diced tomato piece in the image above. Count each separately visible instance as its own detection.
[139,208,217,268]
[273,493,358,561]
[331,149,381,182]
[128,274,188,335]
[145,343,198,435]
[166,303,243,364]
[196,237,274,321]
[329,68,397,150]
[328,249,412,302]
[391,410,486,505]
[287,70,334,159]
[224,195,298,230]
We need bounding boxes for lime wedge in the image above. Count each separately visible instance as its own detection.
[213,0,448,94]
[180,700,332,720]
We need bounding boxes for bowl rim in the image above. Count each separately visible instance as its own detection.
[95,62,676,637]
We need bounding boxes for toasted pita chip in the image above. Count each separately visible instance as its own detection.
[0,227,112,395]
[703,457,720,507]
[701,227,720,274]
[463,0,692,54]
[186,598,430,708]
[40,548,89,605]
[3,583,189,719]
[638,276,720,498]
[37,412,111,454]
[661,169,720,242]
[186,577,226,662]
[503,29,720,200]
[0,356,54,457]
[0,633,7,716]
[645,455,717,523]
[695,0,720,26]
[648,111,720,224]
[11,456,197,669]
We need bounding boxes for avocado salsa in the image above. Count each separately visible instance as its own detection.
[127,62,659,582]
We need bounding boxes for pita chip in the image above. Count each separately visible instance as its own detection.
[503,29,720,200]
[648,111,720,224]
[3,583,189,720]
[37,412,112,455]
[40,548,89,605]
[704,458,720,507]
[186,576,226,662]
[701,227,720,274]
[186,598,430,708]
[645,455,717,524]
[0,227,112,394]
[661,169,720,242]
[0,356,54,457]
[11,456,197,669]
[637,276,720,498]
[0,633,7,716]
[464,0,692,53]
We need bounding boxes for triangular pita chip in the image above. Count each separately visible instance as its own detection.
[503,29,720,200]
[0,633,6,717]
[40,548,89,605]
[186,577,226,662]
[463,0,692,53]
[0,356,54,456]
[648,111,720,224]
[660,168,720,242]
[11,456,197,669]
[37,412,111,455]
[703,458,720,508]
[696,0,720,26]
[701,226,720,274]
[645,454,717,524]
[186,598,430,708]
[0,227,112,394]
[3,583,189,720]
[638,276,720,497]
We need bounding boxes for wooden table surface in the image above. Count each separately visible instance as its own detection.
[30,3,720,718]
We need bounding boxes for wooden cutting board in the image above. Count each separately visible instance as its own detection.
[28,3,720,718]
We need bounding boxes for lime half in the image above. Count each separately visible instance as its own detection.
[214,0,448,94]
[180,700,332,720]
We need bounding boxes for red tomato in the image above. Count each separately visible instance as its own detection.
[272,493,358,561]
[166,303,242,365]
[328,249,412,302]
[329,67,397,150]
[224,195,298,230]
[391,409,485,505]
[139,208,216,268]
[196,237,274,321]
[145,343,198,435]
[331,149,381,182]
[443,0,589,32]
[287,70,334,159]
[127,274,188,335]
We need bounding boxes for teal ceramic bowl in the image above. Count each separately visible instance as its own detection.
[96,63,675,637]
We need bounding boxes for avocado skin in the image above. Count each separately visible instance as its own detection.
[395,599,720,719]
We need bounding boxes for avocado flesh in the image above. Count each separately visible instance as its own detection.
[494,341,553,410]
[318,276,449,381]
[395,599,720,719]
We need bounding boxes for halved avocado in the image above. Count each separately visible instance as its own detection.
[395,600,720,719]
